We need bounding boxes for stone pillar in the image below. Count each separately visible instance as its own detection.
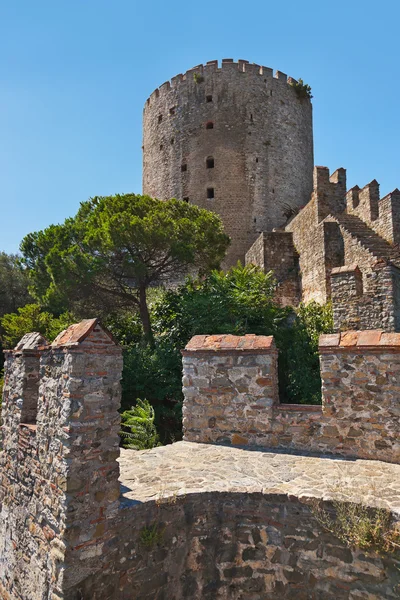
[319,330,400,462]
[182,334,278,446]
[330,264,363,330]
[0,319,123,600]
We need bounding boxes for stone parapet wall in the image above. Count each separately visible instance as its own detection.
[0,319,123,600]
[182,332,400,463]
[70,490,400,600]
[2,323,400,599]
[331,261,400,331]
[182,334,278,446]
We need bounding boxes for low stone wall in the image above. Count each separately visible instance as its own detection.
[2,322,400,599]
[65,490,400,600]
[182,332,400,463]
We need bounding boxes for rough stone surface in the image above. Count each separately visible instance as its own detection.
[331,260,400,332]
[245,232,301,306]
[143,60,314,268]
[72,444,400,599]
[0,321,123,600]
[2,324,400,599]
[182,333,400,463]
[281,167,400,331]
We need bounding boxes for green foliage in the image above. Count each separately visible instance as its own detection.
[20,194,230,344]
[152,265,333,409]
[122,342,183,444]
[277,301,333,404]
[139,523,165,548]
[312,500,400,555]
[153,263,288,347]
[0,253,32,318]
[290,78,313,100]
[193,72,204,84]
[0,304,75,349]
[120,399,161,450]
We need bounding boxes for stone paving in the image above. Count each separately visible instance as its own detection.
[119,441,400,514]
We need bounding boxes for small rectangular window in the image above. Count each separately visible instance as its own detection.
[206,95,213,102]
[158,115,163,123]
[207,187,215,200]
[169,107,176,116]
[206,157,214,169]
[181,164,187,172]
[183,197,189,203]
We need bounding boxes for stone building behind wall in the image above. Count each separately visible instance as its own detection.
[144,60,400,331]
[143,59,313,268]
[246,165,400,330]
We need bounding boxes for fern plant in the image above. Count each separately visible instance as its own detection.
[120,399,161,450]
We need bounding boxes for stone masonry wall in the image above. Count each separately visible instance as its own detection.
[285,166,400,317]
[182,332,400,463]
[0,319,123,600]
[143,59,313,267]
[285,167,346,303]
[245,231,301,306]
[71,491,400,600]
[2,323,400,599]
[331,261,400,331]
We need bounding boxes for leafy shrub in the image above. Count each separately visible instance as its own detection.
[122,341,183,444]
[0,303,75,348]
[120,399,161,450]
[312,499,400,555]
[153,265,333,406]
[290,78,313,100]
[193,72,204,84]
[277,301,333,404]
[153,263,288,347]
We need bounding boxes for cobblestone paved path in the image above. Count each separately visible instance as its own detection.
[119,441,400,513]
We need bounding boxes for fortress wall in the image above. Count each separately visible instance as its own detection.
[374,189,400,244]
[143,60,313,267]
[72,492,400,600]
[245,232,301,306]
[182,332,400,463]
[331,262,400,331]
[346,183,400,246]
[0,320,123,600]
[1,324,400,599]
[285,167,348,304]
[285,197,328,303]
[182,335,278,446]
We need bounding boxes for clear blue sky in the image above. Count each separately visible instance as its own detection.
[1,0,399,254]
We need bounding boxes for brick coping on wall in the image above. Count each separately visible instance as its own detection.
[319,329,400,352]
[182,334,276,356]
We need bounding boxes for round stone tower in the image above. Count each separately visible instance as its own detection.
[142,59,314,267]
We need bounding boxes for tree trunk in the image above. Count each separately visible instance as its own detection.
[139,284,154,347]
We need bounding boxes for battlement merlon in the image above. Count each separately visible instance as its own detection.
[312,166,347,222]
[345,178,400,243]
[144,59,308,106]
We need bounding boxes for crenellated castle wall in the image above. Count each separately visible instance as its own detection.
[1,323,400,599]
[182,332,400,463]
[244,164,400,332]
